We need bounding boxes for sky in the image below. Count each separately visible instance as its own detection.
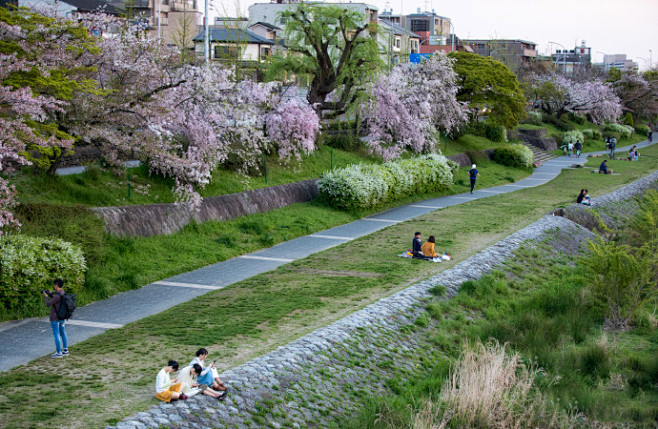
[214,0,658,71]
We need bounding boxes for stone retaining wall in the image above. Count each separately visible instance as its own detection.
[93,179,319,237]
[515,128,558,152]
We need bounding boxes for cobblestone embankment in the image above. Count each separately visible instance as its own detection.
[111,173,657,429]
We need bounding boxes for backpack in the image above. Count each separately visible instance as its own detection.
[56,293,77,320]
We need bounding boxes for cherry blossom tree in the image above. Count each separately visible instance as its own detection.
[361,54,466,160]
[535,74,622,123]
[613,73,658,120]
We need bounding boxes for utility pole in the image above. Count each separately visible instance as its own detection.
[156,0,161,40]
[204,0,210,63]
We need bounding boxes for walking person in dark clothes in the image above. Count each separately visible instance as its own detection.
[469,164,480,194]
[44,279,68,358]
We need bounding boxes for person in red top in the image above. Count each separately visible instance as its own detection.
[44,279,68,358]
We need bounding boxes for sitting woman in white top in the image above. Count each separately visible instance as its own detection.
[189,348,227,391]
[155,360,187,402]
[178,364,227,401]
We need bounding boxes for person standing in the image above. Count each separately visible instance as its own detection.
[648,129,653,143]
[574,140,583,158]
[609,137,616,159]
[44,279,68,358]
[469,164,480,194]
[567,141,574,157]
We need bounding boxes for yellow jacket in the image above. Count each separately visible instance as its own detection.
[421,241,437,257]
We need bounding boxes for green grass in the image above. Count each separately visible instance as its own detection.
[9,160,530,320]
[11,145,376,207]
[0,145,656,428]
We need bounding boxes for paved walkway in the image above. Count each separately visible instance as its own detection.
[1,139,655,372]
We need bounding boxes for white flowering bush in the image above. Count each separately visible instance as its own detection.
[603,123,633,139]
[562,130,585,145]
[492,144,534,168]
[318,154,455,209]
[0,235,86,317]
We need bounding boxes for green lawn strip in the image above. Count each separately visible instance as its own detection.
[343,244,658,428]
[11,145,376,207]
[11,160,529,320]
[1,147,657,428]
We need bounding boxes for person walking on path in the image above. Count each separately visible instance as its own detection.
[44,279,68,358]
[575,140,583,158]
[567,141,574,157]
[649,129,653,143]
[469,164,480,194]
[608,138,617,159]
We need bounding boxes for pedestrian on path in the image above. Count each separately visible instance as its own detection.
[649,129,653,142]
[608,138,617,159]
[44,279,68,358]
[575,140,583,158]
[469,164,480,194]
[567,141,574,157]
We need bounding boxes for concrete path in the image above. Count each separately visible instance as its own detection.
[1,139,655,372]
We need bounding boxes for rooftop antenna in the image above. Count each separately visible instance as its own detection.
[424,0,429,12]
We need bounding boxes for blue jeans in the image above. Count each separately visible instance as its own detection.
[50,320,68,353]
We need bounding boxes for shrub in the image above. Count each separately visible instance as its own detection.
[318,154,455,209]
[522,111,542,126]
[603,123,633,139]
[562,130,585,145]
[466,121,487,137]
[485,123,506,142]
[322,133,361,151]
[556,117,575,131]
[492,144,534,168]
[623,112,634,127]
[634,125,650,136]
[542,113,556,124]
[582,129,602,140]
[568,112,586,124]
[0,234,86,318]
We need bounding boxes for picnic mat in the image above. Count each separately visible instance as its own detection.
[399,252,451,263]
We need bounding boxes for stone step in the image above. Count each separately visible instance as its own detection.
[519,142,557,163]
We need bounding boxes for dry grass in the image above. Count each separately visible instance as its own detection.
[411,341,581,429]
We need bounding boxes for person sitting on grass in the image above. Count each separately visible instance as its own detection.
[178,364,227,401]
[577,189,591,206]
[628,146,639,161]
[421,235,438,259]
[155,360,187,402]
[599,160,608,174]
[189,348,226,392]
[412,232,423,258]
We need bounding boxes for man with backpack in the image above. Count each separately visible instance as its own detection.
[44,278,69,358]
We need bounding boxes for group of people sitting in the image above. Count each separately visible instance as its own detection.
[155,348,228,403]
[577,189,591,206]
[412,232,441,259]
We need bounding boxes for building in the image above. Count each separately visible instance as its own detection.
[380,8,451,52]
[58,0,202,44]
[551,41,591,76]
[602,54,638,72]
[248,1,378,34]
[378,18,420,65]
[192,26,275,63]
[462,39,537,72]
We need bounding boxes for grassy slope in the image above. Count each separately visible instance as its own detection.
[1,145,656,428]
[11,145,375,207]
[10,160,528,321]
[344,242,658,428]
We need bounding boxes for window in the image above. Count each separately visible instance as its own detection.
[260,46,271,60]
[214,45,241,60]
[410,19,428,32]
[394,37,401,49]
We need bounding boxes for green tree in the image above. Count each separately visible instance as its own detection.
[448,51,526,129]
[267,3,382,119]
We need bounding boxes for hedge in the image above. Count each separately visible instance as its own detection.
[318,154,457,209]
[635,125,650,136]
[603,123,633,139]
[582,129,602,140]
[492,144,534,168]
[0,235,86,318]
